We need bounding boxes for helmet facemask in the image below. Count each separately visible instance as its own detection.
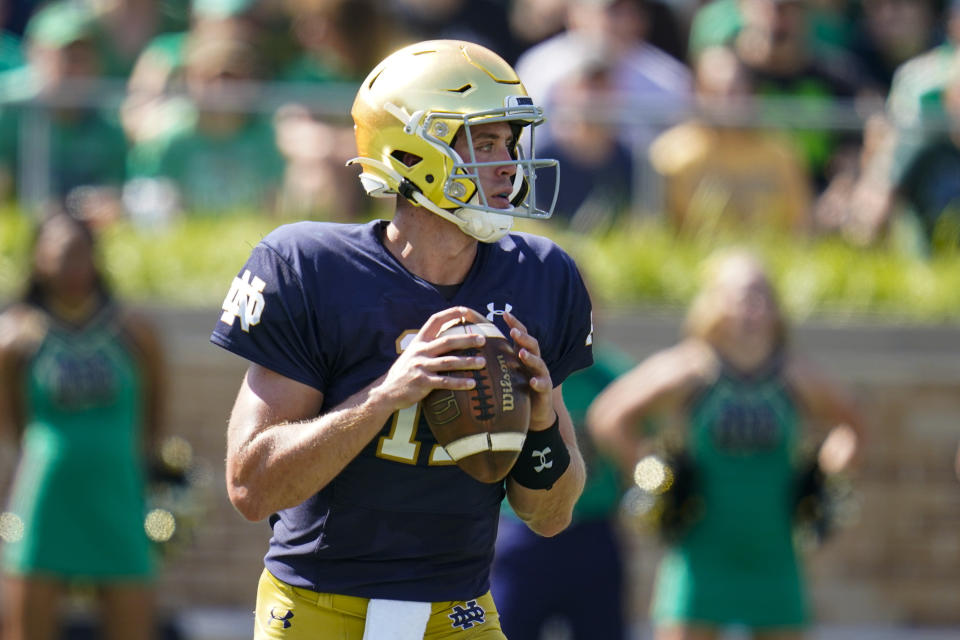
[430,104,558,215]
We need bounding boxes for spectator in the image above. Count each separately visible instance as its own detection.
[491,343,635,640]
[840,2,960,247]
[649,46,813,235]
[125,30,285,219]
[852,64,960,254]
[588,249,864,640]
[0,1,127,222]
[281,0,400,84]
[687,0,861,64]
[507,0,689,63]
[536,57,636,231]
[510,0,690,64]
[388,0,524,65]
[119,0,262,146]
[87,0,190,78]
[0,211,166,640]
[846,0,942,93]
[273,0,401,220]
[727,0,879,226]
[516,0,693,152]
[884,0,960,132]
[509,0,570,57]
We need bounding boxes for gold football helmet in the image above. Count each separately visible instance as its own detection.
[349,40,558,242]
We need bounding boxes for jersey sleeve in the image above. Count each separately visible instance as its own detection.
[210,241,328,391]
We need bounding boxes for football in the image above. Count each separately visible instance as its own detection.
[423,319,531,483]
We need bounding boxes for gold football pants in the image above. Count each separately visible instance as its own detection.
[254,569,507,639]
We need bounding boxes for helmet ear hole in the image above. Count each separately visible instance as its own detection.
[391,150,422,167]
[508,123,522,159]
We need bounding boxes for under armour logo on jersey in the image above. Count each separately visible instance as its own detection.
[268,607,294,629]
[486,302,512,322]
[449,600,486,630]
[220,269,266,332]
[532,447,553,473]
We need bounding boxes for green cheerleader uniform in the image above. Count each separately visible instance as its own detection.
[651,354,808,629]
[2,306,155,581]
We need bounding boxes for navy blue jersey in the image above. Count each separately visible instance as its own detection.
[210,219,593,601]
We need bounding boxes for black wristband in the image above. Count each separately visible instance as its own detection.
[510,415,570,490]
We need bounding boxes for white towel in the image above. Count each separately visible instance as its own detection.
[361,599,431,640]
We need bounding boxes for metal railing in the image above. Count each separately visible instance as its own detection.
[1,75,953,217]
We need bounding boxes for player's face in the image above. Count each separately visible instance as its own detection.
[453,121,517,210]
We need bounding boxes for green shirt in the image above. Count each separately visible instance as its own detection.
[887,42,956,130]
[0,31,24,73]
[128,116,285,215]
[0,97,128,197]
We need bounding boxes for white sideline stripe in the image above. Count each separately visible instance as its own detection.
[444,432,526,460]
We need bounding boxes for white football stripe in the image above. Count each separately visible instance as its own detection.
[444,432,527,460]
[436,319,506,339]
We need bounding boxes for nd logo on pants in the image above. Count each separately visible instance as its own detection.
[254,569,507,639]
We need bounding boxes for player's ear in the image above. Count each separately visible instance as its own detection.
[392,151,422,167]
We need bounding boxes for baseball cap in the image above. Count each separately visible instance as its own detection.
[25,1,97,49]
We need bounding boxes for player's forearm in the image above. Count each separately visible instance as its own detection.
[506,448,585,537]
[227,384,395,521]
[507,404,587,537]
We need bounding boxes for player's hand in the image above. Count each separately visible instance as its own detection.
[503,310,554,431]
[376,306,489,411]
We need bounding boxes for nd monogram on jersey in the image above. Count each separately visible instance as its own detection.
[220,269,266,331]
[210,219,593,602]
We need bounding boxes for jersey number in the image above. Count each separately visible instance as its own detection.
[375,331,454,466]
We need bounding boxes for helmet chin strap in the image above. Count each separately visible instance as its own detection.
[410,190,512,243]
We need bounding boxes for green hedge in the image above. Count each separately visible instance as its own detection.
[552,221,960,324]
[3,209,960,324]
[0,210,278,308]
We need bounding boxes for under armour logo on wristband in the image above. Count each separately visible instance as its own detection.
[532,447,553,472]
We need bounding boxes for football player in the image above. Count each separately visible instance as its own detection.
[211,40,594,639]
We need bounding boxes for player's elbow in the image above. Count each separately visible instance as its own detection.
[522,479,584,537]
[227,478,272,522]
[527,512,573,538]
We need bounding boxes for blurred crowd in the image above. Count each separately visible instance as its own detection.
[1,0,960,255]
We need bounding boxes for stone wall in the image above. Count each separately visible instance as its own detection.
[5,307,960,628]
